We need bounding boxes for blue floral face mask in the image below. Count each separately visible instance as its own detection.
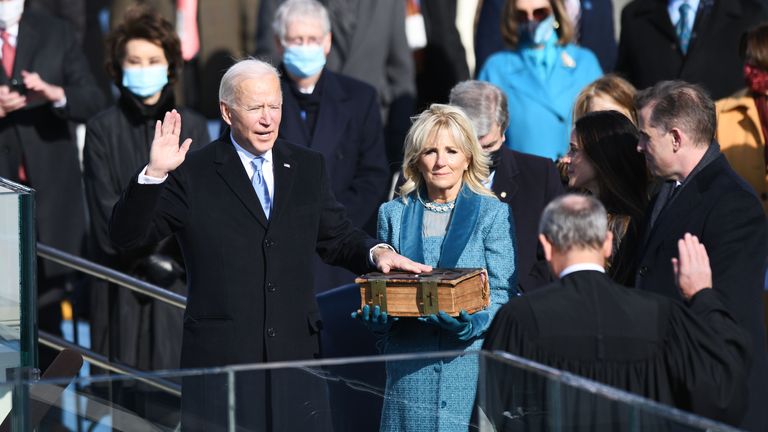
[519,14,556,46]
[282,44,326,78]
[122,65,169,98]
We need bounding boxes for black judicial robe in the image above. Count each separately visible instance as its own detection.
[477,270,751,431]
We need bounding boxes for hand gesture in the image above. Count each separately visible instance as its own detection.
[0,85,26,117]
[672,233,712,301]
[373,247,432,273]
[351,304,398,333]
[146,110,193,178]
[21,70,65,103]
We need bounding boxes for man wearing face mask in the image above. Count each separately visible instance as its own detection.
[0,0,105,368]
[449,80,563,293]
[272,0,389,293]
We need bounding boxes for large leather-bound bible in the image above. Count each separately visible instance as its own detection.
[355,268,489,317]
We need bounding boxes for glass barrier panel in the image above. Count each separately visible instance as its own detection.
[0,350,746,431]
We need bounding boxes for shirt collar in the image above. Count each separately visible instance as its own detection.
[230,132,273,164]
[559,263,606,279]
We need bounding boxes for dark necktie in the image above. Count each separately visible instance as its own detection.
[676,3,692,54]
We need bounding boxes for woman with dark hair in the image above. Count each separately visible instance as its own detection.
[716,22,768,215]
[477,0,602,160]
[562,110,648,285]
[83,7,209,373]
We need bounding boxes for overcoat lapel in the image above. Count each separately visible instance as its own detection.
[269,141,296,224]
[11,15,40,83]
[214,140,269,227]
[438,187,480,268]
[398,185,481,267]
[491,150,519,204]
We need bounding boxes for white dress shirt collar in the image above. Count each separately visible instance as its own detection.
[230,133,274,201]
[559,263,606,279]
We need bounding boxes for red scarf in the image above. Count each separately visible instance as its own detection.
[745,63,768,174]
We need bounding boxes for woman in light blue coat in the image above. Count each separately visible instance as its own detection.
[355,104,518,431]
[478,0,602,160]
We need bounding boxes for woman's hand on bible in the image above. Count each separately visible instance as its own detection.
[351,304,397,334]
[146,110,193,178]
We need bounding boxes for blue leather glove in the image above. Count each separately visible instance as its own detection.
[420,310,491,341]
[351,305,398,334]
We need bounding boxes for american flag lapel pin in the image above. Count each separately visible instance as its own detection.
[283,163,291,168]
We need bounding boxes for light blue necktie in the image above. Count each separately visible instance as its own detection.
[676,3,692,55]
[251,157,271,218]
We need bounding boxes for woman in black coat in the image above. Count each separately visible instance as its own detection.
[83,7,209,376]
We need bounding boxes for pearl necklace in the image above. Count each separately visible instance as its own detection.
[423,200,455,213]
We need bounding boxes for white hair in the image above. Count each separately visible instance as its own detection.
[272,0,331,42]
[219,58,280,106]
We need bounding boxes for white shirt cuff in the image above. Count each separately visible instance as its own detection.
[369,243,396,267]
[137,165,168,184]
[52,95,67,108]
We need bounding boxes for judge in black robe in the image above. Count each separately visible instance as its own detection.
[477,195,751,430]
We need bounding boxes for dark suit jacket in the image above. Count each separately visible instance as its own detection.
[279,68,388,292]
[492,148,563,292]
[481,270,751,429]
[0,11,104,277]
[474,0,617,73]
[110,137,377,431]
[635,153,768,431]
[615,0,766,99]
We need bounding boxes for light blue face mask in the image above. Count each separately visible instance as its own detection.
[519,14,556,46]
[122,65,169,98]
[282,44,326,78]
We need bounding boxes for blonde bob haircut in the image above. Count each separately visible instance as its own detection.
[572,74,638,124]
[399,104,495,202]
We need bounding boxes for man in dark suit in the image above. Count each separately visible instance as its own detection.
[634,80,768,431]
[615,0,766,99]
[109,58,429,431]
[449,80,563,293]
[0,2,105,368]
[480,194,752,429]
[273,0,389,292]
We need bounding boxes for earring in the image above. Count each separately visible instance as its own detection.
[553,20,560,29]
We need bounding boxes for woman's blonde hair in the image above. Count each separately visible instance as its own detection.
[399,104,495,201]
[572,74,638,123]
[500,0,574,50]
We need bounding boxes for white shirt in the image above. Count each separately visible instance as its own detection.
[668,0,700,29]
[559,263,605,279]
[230,133,274,204]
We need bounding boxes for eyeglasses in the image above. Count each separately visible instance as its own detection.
[514,7,552,23]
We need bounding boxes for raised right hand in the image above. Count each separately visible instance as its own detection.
[672,233,713,301]
[146,110,192,178]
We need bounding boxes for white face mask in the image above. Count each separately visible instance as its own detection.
[0,0,24,29]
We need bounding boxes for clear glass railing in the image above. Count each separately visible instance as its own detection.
[0,350,742,431]
[0,178,36,429]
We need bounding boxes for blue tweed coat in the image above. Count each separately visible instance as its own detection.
[377,187,518,432]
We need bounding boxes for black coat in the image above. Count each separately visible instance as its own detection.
[83,88,209,370]
[481,270,752,430]
[635,152,768,431]
[279,68,389,292]
[492,148,563,292]
[0,10,105,276]
[615,0,766,99]
[109,137,377,431]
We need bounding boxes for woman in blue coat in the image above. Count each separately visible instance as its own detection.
[478,0,602,160]
[355,104,518,431]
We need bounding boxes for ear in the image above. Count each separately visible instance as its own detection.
[602,231,613,259]
[220,102,233,126]
[274,35,285,56]
[323,32,332,56]
[539,234,553,262]
[670,128,683,152]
